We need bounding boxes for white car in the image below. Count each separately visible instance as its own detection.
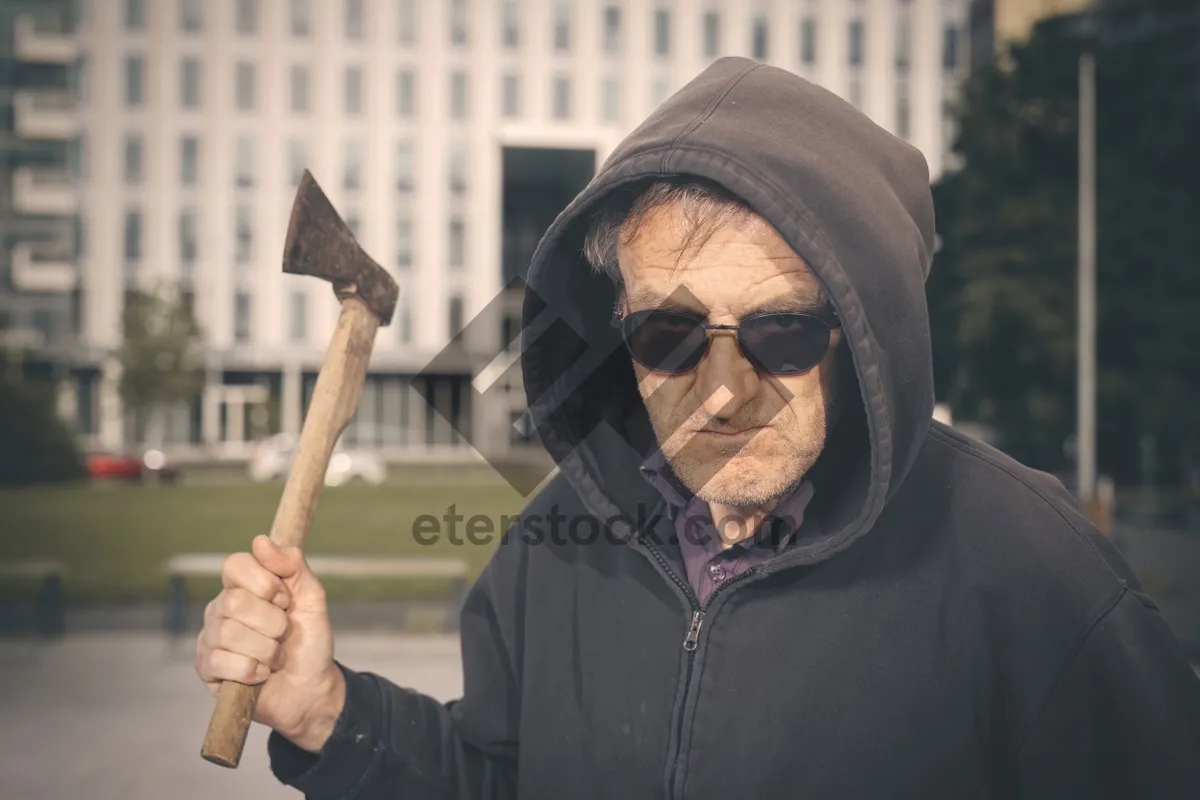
[248,433,387,486]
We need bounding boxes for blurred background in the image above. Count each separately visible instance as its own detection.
[0,0,1197,797]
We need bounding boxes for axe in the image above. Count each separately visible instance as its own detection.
[200,170,399,768]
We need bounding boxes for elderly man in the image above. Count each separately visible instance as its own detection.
[195,57,1200,798]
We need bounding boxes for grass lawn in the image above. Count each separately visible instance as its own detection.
[0,474,533,606]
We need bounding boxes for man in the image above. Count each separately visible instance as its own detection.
[195,57,1200,797]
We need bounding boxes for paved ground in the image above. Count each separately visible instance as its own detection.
[0,632,463,800]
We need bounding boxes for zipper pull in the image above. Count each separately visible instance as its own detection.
[683,610,705,651]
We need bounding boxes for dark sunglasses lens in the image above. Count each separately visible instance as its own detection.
[623,311,706,373]
[739,314,831,374]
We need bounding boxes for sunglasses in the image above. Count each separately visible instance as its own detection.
[612,305,841,376]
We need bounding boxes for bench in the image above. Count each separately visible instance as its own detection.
[162,553,471,636]
[0,559,66,636]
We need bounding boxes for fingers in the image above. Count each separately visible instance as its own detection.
[198,642,272,687]
[203,616,284,668]
[250,534,308,581]
[208,587,289,640]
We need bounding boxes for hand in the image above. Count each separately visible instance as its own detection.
[195,535,346,753]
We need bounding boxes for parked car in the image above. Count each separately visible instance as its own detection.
[86,449,180,483]
[248,433,387,486]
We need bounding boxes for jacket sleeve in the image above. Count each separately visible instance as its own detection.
[1014,585,1200,798]
[267,533,526,799]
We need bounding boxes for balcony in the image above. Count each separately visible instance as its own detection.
[10,242,77,293]
[12,167,77,215]
[13,13,79,64]
[14,90,79,140]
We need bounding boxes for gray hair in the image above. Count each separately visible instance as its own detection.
[581,178,755,286]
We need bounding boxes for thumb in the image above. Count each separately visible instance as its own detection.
[251,534,309,581]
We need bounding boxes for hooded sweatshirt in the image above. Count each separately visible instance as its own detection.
[269,57,1200,799]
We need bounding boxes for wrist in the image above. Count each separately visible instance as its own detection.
[288,664,347,754]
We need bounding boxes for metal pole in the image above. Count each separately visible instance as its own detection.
[1077,49,1097,503]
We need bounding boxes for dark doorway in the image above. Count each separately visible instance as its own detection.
[501,146,595,286]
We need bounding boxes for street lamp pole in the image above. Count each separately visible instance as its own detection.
[1077,41,1097,505]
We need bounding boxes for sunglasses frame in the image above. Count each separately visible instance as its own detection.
[611,304,842,376]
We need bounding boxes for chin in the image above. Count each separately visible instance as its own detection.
[675,450,803,507]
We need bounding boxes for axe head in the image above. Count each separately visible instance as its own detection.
[283,170,399,325]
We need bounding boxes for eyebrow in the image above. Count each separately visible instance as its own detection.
[622,288,828,316]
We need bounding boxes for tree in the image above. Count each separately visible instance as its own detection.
[929,2,1200,487]
[117,284,205,448]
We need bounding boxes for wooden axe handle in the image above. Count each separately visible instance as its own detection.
[201,296,382,768]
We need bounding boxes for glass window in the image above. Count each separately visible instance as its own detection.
[398,0,417,45]
[289,291,307,343]
[449,217,465,270]
[291,0,311,38]
[344,139,363,191]
[848,74,863,110]
[396,214,413,267]
[346,0,364,40]
[126,0,144,31]
[849,19,864,66]
[179,208,197,266]
[397,69,416,117]
[235,205,253,263]
[602,5,621,55]
[752,15,768,60]
[895,76,911,140]
[449,141,468,194]
[502,0,520,49]
[943,25,959,70]
[801,17,817,65]
[180,0,202,32]
[124,209,141,262]
[448,294,464,338]
[703,11,719,58]
[896,11,912,68]
[234,291,252,342]
[397,294,412,344]
[654,8,670,57]
[602,76,620,124]
[236,62,256,111]
[553,0,571,51]
[396,139,414,190]
[288,138,307,186]
[450,0,469,45]
[552,75,571,120]
[502,73,520,118]
[181,136,199,185]
[651,78,669,107]
[237,0,258,35]
[125,56,144,107]
[450,71,468,120]
[345,66,363,115]
[235,135,254,187]
[291,64,309,114]
[181,58,201,109]
[346,212,361,239]
[124,134,142,184]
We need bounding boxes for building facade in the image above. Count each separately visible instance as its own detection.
[9,0,970,461]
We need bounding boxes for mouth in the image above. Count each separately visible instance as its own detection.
[695,426,766,439]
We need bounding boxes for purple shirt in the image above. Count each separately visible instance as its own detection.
[639,449,815,606]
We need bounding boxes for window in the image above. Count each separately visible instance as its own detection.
[448,294,464,339]
[397,294,412,343]
[450,72,468,120]
[235,205,253,263]
[181,58,201,109]
[124,209,142,262]
[288,138,307,186]
[502,73,520,118]
[181,136,199,185]
[237,0,258,35]
[291,0,311,37]
[396,214,413,267]
[69,134,86,180]
[344,139,363,191]
[289,291,307,343]
[896,10,912,69]
[234,291,252,343]
[449,217,465,269]
[397,69,416,117]
[602,76,620,124]
[126,0,144,31]
[552,75,571,120]
[235,135,254,187]
[602,6,621,55]
[553,0,571,51]
[895,76,911,140]
[801,17,817,65]
[236,62,256,111]
[703,11,719,58]
[848,74,862,110]
[125,56,144,107]
[124,134,143,184]
[180,0,202,32]
[651,78,669,107]
[398,0,417,45]
[943,25,959,70]
[450,0,469,45]
[449,141,467,194]
[179,208,197,267]
[346,0,364,40]
[291,65,309,114]
[396,139,414,190]
[849,19,864,67]
[752,15,768,60]
[654,8,670,57]
[502,0,520,49]
[345,66,363,115]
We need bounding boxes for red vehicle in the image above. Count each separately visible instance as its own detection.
[86,450,180,483]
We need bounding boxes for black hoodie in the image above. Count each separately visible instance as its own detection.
[270,57,1200,798]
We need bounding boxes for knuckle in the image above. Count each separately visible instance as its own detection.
[218,617,242,648]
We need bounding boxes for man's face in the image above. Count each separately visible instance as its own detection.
[617,202,841,507]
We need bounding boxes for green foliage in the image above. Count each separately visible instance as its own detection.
[929,5,1200,484]
[117,285,205,415]
[0,378,86,487]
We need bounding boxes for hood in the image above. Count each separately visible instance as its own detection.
[520,57,937,566]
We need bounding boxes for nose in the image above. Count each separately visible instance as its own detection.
[693,330,759,420]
